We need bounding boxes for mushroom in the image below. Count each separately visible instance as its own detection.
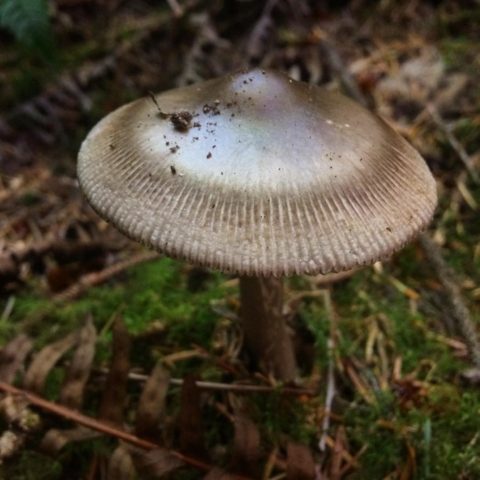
[77,69,437,382]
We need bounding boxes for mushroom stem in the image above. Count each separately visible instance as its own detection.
[239,276,297,382]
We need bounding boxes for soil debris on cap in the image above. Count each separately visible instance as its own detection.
[79,69,437,277]
[170,112,193,132]
[203,102,221,115]
[148,92,193,132]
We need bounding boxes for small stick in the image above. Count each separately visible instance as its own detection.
[427,103,478,182]
[20,251,159,333]
[0,381,248,479]
[94,368,316,396]
[319,289,337,452]
[166,0,184,17]
[148,91,169,119]
[168,377,315,396]
[0,296,15,323]
[419,233,480,369]
[53,251,159,303]
[318,35,374,110]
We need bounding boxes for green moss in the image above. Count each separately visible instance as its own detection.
[10,257,230,346]
[0,451,63,480]
[8,240,478,479]
[440,37,480,72]
[345,387,480,479]
[251,392,317,446]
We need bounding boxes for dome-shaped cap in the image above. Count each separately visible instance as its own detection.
[78,69,437,276]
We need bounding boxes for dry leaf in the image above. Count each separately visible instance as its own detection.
[399,440,416,480]
[204,467,245,479]
[231,411,261,476]
[130,446,184,478]
[461,368,480,385]
[107,444,136,480]
[0,431,24,461]
[59,318,97,409]
[41,426,99,454]
[0,334,33,383]
[286,441,315,480]
[23,332,76,394]
[135,361,170,440]
[0,394,40,432]
[327,427,356,480]
[99,318,130,425]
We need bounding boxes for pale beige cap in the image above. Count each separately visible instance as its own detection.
[78,69,437,276]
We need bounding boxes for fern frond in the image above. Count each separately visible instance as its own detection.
[0,0,54,55]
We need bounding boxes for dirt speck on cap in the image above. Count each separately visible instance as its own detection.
[203,103,221,115]
[170,111,193,132]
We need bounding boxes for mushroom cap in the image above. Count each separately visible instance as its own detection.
[78,69,437,276]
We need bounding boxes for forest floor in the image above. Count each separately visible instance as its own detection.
[1,1,480,479]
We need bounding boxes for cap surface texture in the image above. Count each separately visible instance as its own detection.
[78,69,437,276]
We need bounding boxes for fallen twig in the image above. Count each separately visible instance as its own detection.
[245,0,280,63]
[176,13,231,87]
[427,103,478,182]
[419,234,480,370]
[319,289,337,452]
[0,238,122,268]
[317,32,375,110]
[166,0,184,17]
[95,367,316,396]
[53,251,159,303]
[0,381,251,479]
[18,251,159,334]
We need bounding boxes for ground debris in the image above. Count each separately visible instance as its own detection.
[0,335,33,384]
[107,444,136,480]
[286,441,316,480]
[0,0,479,478]
[179,375,206,458]
[129,446,184,478]
[98,318,131,425]
[135,361,170,441]
[59,318,97,409]
[231,410,261,476]
[23,332,77,394]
